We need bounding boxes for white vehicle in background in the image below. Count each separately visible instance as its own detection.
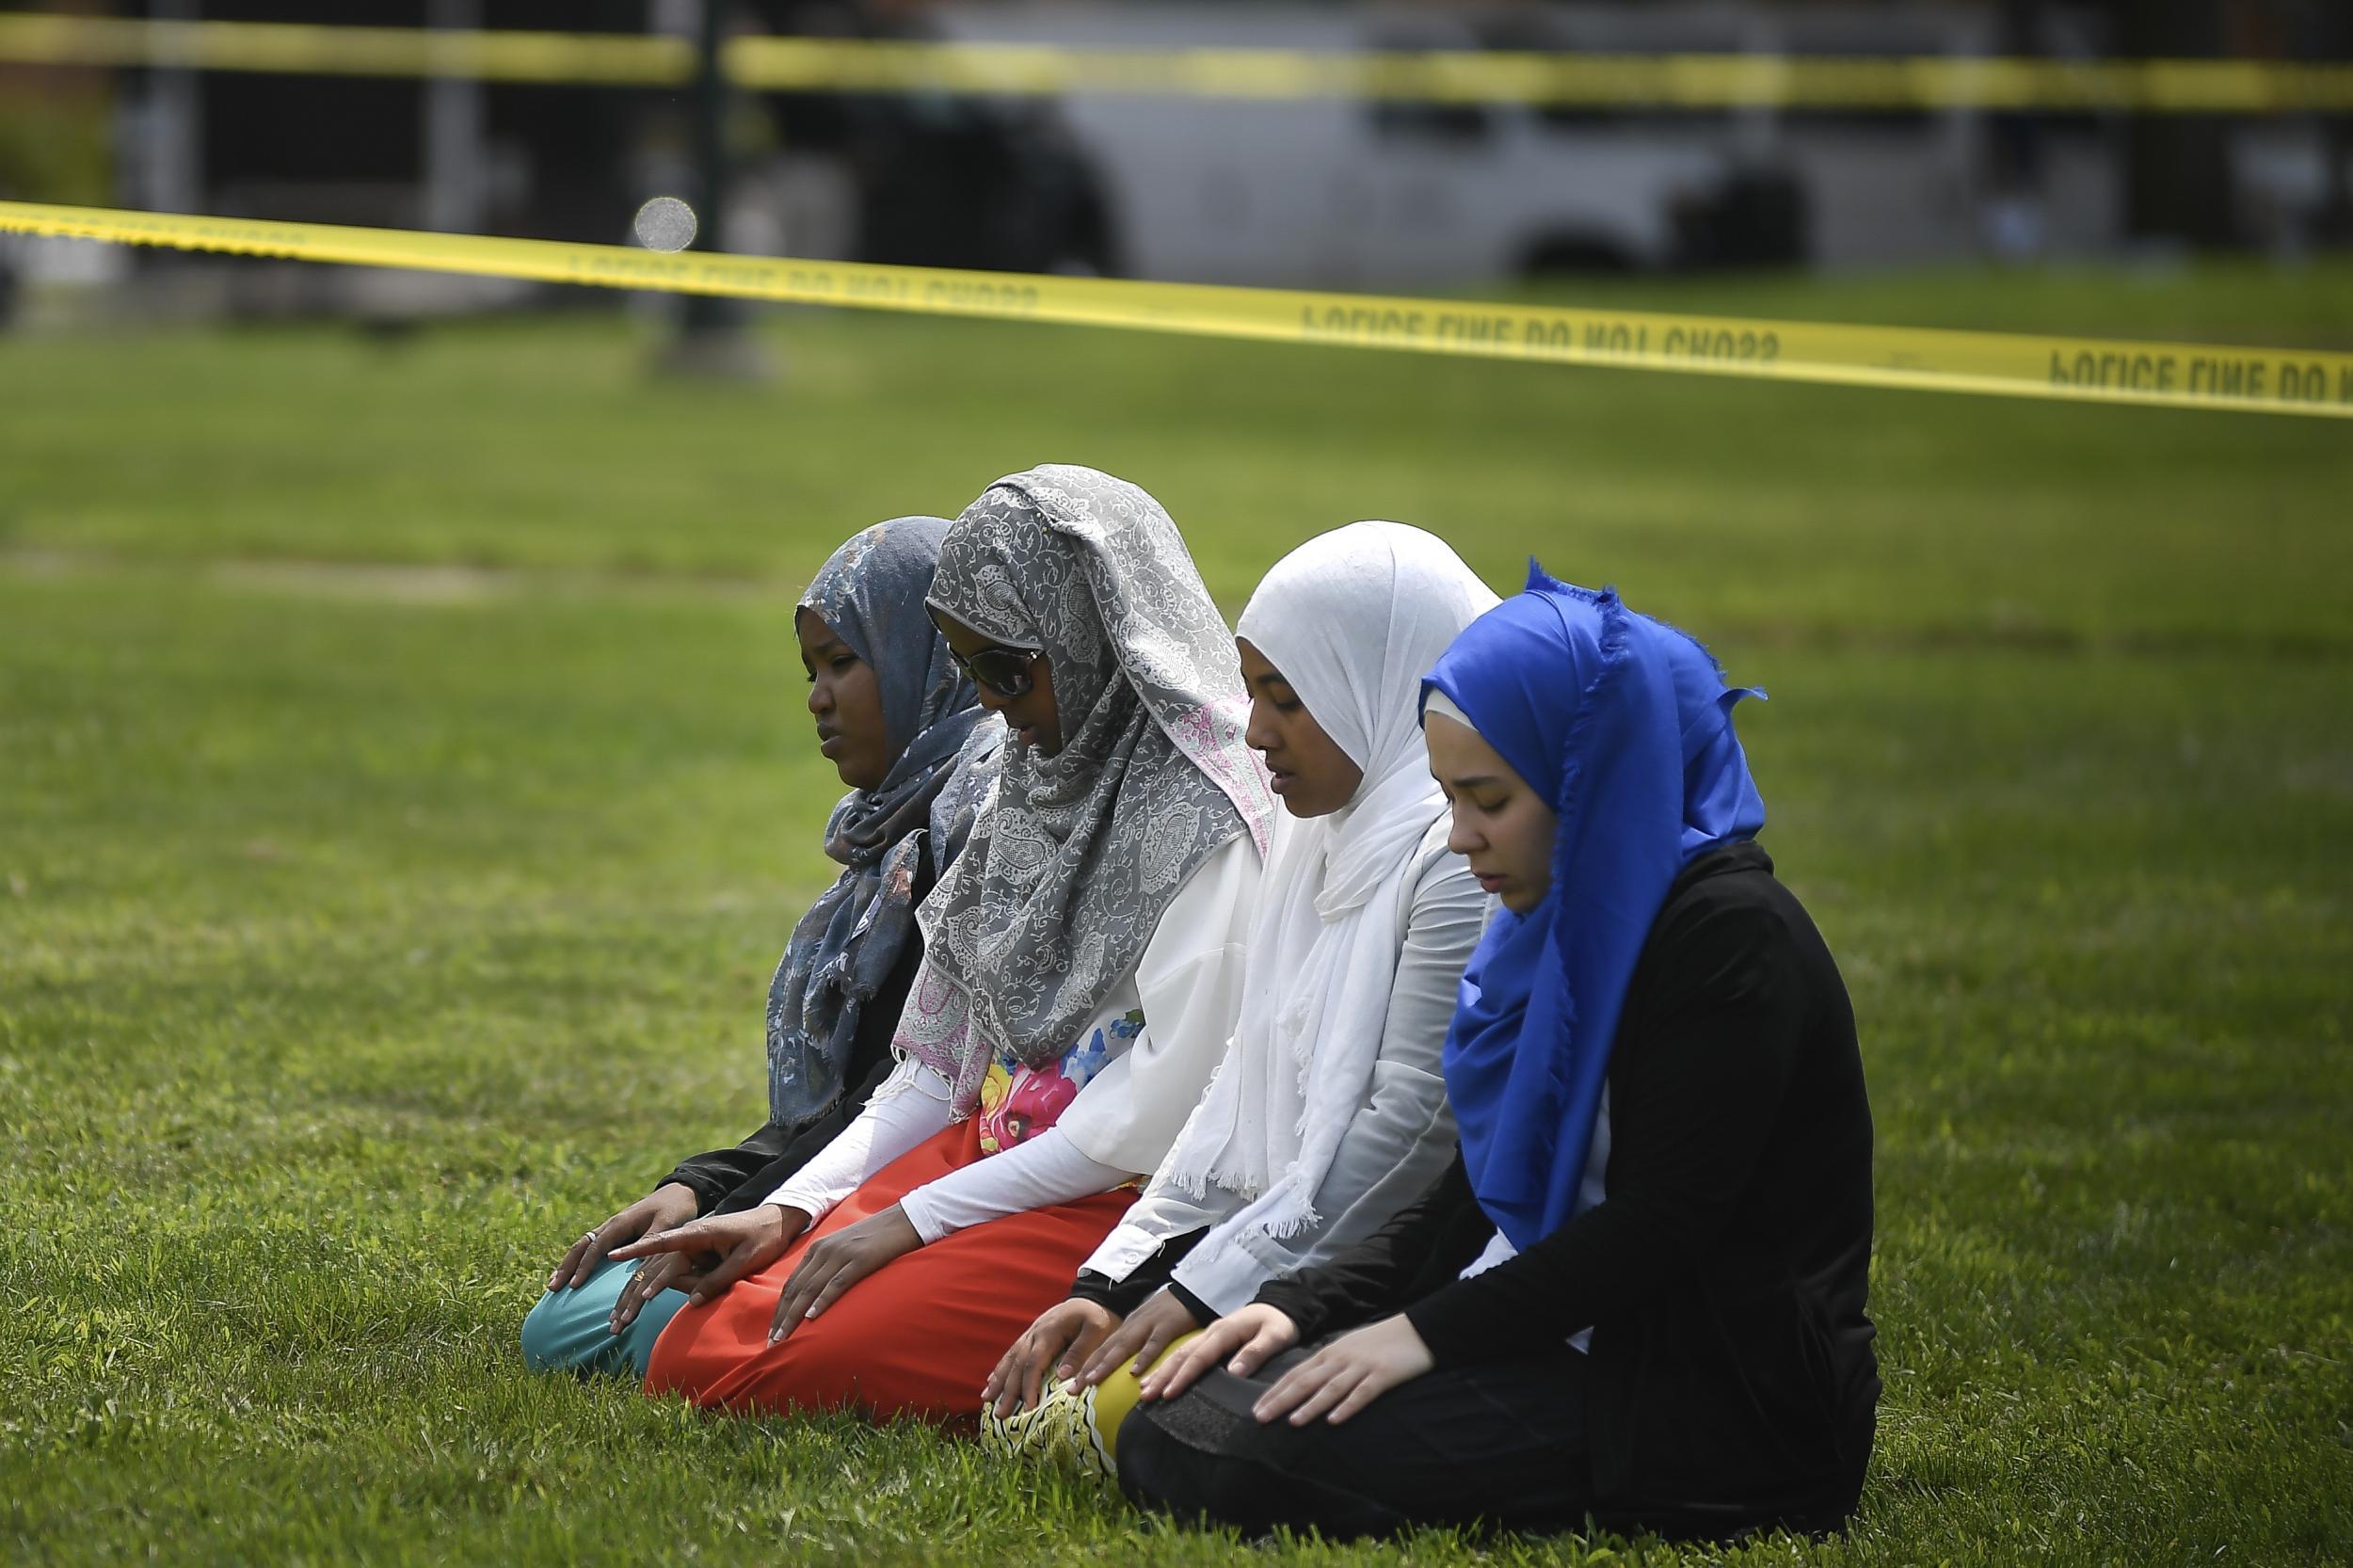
[921,2,1766,290]
[907,0,2133,289]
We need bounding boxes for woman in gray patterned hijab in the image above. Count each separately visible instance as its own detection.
[902,465,1276,1115]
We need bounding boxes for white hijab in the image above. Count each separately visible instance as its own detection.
[1154,521,1497,1255]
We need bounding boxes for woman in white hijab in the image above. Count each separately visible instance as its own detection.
[983,521,1498,1473]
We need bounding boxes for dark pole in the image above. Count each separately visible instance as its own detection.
[662,0,768,376]
[684,0,727,335]
[2112,0,2235,248]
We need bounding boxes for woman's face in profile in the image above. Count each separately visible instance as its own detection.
[1424,711,1559,913]
[796,608,894,792]
[1236,637,1362,819]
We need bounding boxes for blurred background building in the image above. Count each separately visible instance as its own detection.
[2,0,2349,317]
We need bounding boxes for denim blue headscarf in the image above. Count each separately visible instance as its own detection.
[765,518,1000,1131]
[1421,565,1766,1250]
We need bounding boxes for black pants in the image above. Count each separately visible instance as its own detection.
[1116,1342,1593,1541]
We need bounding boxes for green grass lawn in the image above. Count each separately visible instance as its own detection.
[2,263,2349,1565]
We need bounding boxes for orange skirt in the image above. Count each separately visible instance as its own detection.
[642,1118,1135,1429]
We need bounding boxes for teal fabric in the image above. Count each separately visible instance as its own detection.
[520,1258,688,1379]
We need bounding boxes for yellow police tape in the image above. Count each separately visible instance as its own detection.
[724,38,2353,113]
[4,200,2349,422]
[0,15,691,86]
[3,13,2350,112]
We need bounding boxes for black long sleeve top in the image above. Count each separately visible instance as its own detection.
[656,853,935,1219]
[1254,842,1878,1537]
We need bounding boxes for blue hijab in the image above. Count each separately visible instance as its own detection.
[1422,565,1766,1250]
[765,519,999,1130]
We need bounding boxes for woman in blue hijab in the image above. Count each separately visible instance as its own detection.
[1117,566,1879,1543]
[520,517,1000,1379]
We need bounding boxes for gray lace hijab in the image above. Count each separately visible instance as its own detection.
[897,466,1274,1115]
[764,518,1000,1129]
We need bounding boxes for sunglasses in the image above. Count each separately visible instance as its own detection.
[930,610,1042,699]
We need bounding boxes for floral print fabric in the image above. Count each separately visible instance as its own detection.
[977,1009,1144,1155]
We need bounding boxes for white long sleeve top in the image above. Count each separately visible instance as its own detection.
[763,835,1260,1242]
[1080,819,1491,1314]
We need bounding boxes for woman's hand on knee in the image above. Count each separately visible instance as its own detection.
[1077,1288,1201,1389]
[767,1204,920,1344]
[608,1203,808,1307]
[985,1298,1118,1418]
[1253,1314,1433,1428]
[1137,1303,1299,1404]
[607,1251,688,1334]
[547,1183,702,1292]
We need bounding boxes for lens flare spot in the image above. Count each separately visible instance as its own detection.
[632,196,697,253]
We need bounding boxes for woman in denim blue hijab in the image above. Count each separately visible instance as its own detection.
[767,518,1001,1130]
